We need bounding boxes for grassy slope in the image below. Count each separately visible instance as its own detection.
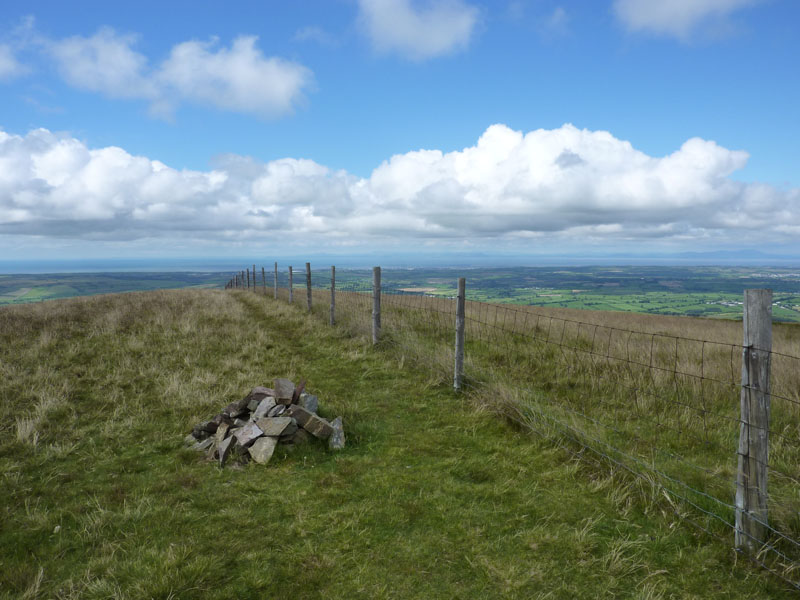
[0,290,792,599]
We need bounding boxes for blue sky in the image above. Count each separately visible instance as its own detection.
[0,0,798,262]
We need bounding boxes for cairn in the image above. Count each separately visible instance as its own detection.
[185,378,345,467]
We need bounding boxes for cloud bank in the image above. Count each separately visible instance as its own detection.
[1,124,797,249]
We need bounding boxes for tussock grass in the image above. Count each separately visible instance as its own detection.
[0,288,796,597]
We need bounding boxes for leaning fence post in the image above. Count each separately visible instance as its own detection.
[735,288,772,553]
[454,277,466,392]
[273,262,278,299]
[247,269,250,289]
[289,266,293,303]
[306,262,312,312]
[330,266,336,326]
[253,265,257,293]
[372,266,381,345]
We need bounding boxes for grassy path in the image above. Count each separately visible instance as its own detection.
[0,290,791,598]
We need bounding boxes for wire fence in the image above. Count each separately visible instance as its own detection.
[226,264,800,591]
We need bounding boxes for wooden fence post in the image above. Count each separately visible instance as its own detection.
[372,266,381,345]
[246,269,250,289]
[288,266,293,303]
[261,267,266,294]
[273,262,278,299]
[306,262,312,312]
[253,265,257,293]
[454,277,466,392]
[330,266,336,326]
[735,288,772,553]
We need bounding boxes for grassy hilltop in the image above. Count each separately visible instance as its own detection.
[0,289,796,598]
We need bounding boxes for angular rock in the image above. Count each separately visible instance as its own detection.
[291,380,306,404]
[215,422,231,444]
[223,397,249,418]
[248,436,278,464]
[254,416,293,437]
[289,428,312,445]
[274,378,295,405]
[267,404,287,418]
[218,436,235,467]
[198,420,218,433]
[285,405,333,439]
[232,421,264,448]
[233,418,249,427]
[191,426,211,441]
[281,418,298,437]
[192,437,214,452]
[184,433,198,447]
[251,397,277,421]
[213,413,233,427]
[328,417,345,450]
[247,397,262,412]
[298,392,319,414]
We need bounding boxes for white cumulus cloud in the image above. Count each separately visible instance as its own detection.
[45,28,312,118]
[358,0,480,60]
[1,124,798,249]
[613,0,760,39]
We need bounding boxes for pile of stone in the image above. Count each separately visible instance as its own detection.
[185,378,345,467]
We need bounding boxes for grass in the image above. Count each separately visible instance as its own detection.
[0,288,797,598]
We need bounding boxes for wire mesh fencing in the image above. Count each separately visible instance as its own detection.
[226,265,800,590]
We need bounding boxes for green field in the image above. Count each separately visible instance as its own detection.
[0,272,226,306]
[3,264,800,322]
[1,288,796,598]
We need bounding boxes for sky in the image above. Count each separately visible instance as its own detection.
[0,0,798,263]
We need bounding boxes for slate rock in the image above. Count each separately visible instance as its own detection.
[184,433,198,447]
[289,428,312,445]
[251,397,277,421]
[286,405,333,439]
[254,416,293,437]
[223,398,249,418]
[232,421,264,448]
[191,426,211,441]
[249,437,278,464]
[199,420,218,433]
[298,392,319,414]
[247,397,262,412]
[218,436,235,467]
[274,378,295,404]
[213,413,233,427]
[281,418,298,437]
[192,437,214,452]
[267,404,287,418]
[233,418,249,427]
[329,417,345,450]
[215,422,231,444]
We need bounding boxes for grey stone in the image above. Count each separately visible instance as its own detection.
[254,416,293,437]
[329,417,345,450]
[192,437,214,452]
[289,428,312,445]
[223,398,249,418]
[251,397,277,421]
[191,426,211,441]
[232,421,264,448]
[218,436,235,467]
[274,378,295,404]
[248,437,278,464]
[299,393,319,414]
[247,397,261,412]
[184,433,198,447]
[215,422,231,444]
[286,405,333,439]
[198,420,218,433]
[267,404,287,418]
[233,418,249,427]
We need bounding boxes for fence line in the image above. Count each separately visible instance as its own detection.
[225,265,800,591]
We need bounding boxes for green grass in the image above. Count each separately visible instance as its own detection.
[0,289,795,598]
